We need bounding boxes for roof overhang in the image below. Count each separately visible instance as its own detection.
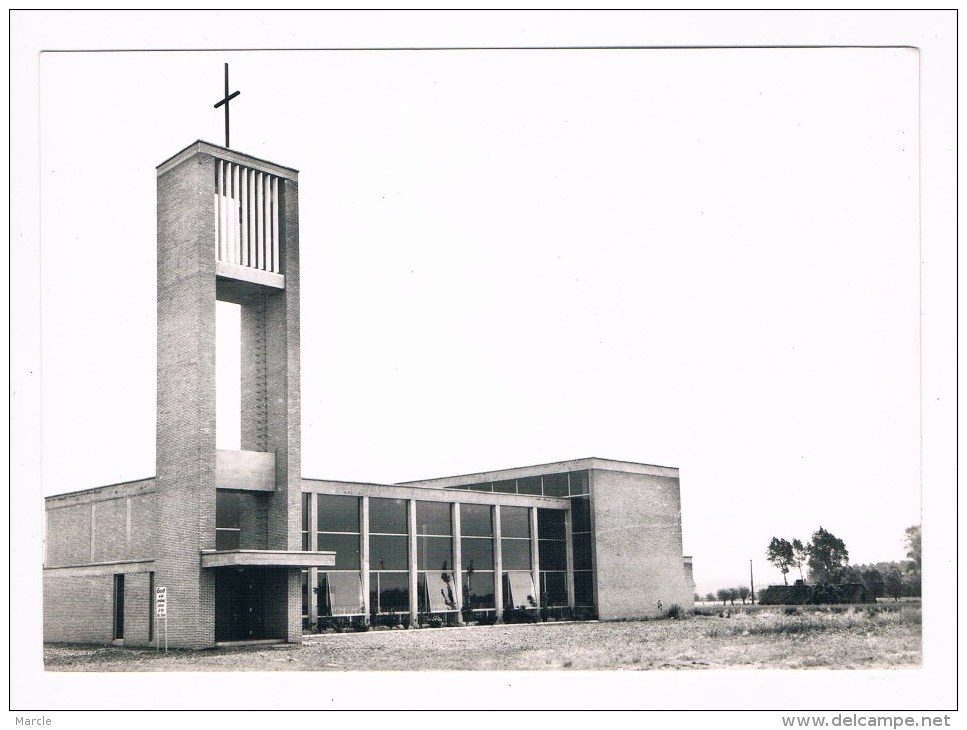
[200,550,335,569]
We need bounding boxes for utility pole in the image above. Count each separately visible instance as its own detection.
[750,559,756,605]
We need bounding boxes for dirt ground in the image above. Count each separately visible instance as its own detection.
[44,606,921,672]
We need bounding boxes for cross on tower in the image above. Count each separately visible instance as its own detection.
[213,63,241,148]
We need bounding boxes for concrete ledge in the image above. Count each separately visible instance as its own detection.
[215,261,285,290]
[44,559,155,576]
[216,449,276,491]
[200,550,335,569]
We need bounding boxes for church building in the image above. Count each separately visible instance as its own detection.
[43,137,694,649]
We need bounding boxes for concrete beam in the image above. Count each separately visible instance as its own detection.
[200,550,334,569]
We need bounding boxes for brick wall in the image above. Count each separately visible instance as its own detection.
[156,149,218,648]
[45,480,157,567]
[122,571,155,647]
[43,573,114,643]
[590,468,694,619]
[45,504,92,566]
[44,569,156,646]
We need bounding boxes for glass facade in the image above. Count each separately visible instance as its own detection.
[460,503,495,612]
[317,495,363,618]
[538,509,568,606]
[369,497,409,620]
[571,495,594,607]
[303,477,596,625]
[417,501,455,614]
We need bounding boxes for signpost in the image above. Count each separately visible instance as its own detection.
[155,586,168,652]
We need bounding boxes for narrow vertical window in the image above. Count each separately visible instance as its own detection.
[113,574,125,640]
[301,493,311,551]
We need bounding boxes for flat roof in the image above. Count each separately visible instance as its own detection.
[45,457,678,503]
[156,140,299,180]
[396,457,679,487]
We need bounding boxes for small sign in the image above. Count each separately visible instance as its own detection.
[155,586,167,618]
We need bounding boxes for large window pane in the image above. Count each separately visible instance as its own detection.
[570,496,591,533]
[464,571,495,610]
[371,572,409,613]
[416,501,451,536]
[568,470,590,496]
[421,571,458,612]
[542,473,569,497]
[573,532,593,571]
[461,537,494,570]
[574,571,594,606]
[505,571,538,609]
[370,534,408,571]
[493,479,517,494]
[501,538,531,570]
[369,497,408,534]
[500,506,530,538]
[216,491,241,529]
[537,508,566,540]
[319,572,364,616]
[317,494,359,533]
[517,476,542,495]
[538,539,567,571]
[416,535,452,570]
[541,572,568,606]
[317,532,360,570]
[460,504,492,537]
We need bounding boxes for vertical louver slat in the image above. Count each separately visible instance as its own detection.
[255,172,263,270]
[214,160,222,261]
[240,166,248,266]
[265,177,273,272]
[232,163,240,264]
[221,160,229,263]
[261,172,269,271]
[213,159,281,276]
[248,167,256,267]
[271,177,280,273]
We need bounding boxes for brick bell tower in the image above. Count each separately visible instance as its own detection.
[155,134,331,647]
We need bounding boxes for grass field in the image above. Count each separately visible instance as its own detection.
[44,602,921,672]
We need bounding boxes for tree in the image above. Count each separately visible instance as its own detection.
[806,527,849,584]
[694,593,701,603]
[861,566,885,599]
[884,568,904,602]
[716,588,730,605]
[792,539,808,582]
[728,588,739,606]
[737,586,750,604]
[902,572,921,598]
[904,525,921,573]
[705,592,716,603]
[766,537,795,585]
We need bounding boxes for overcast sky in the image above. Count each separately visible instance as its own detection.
[38,46,922,595]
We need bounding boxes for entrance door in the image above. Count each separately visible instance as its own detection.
[214,567,284,641]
